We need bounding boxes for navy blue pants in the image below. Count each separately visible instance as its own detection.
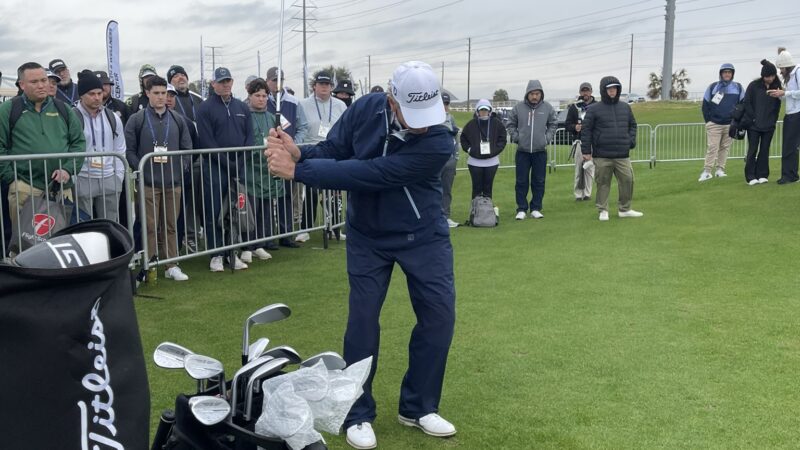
[202,157,232,258]
[343,229,455,428]
[515,151,547,212]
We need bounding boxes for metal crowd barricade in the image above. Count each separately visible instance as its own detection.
[0,152,133,258]
[547,124,655,171]
[136,147,344,272]
[651,121,784,164]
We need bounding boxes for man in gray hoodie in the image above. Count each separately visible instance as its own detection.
[506,80,557,220]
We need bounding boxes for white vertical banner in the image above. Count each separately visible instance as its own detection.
[106,20,124,100]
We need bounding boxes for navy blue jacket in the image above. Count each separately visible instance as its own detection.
[702,80,744,125]
[293,93,452,243]
[197,94,253,149]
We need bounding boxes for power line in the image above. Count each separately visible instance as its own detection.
[315,0,463,33]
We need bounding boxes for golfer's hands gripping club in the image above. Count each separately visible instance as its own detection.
[266,127,300,180]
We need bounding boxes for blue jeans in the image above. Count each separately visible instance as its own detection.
[515,151,547,212]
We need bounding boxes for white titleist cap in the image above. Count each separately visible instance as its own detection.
[390,61,445,129]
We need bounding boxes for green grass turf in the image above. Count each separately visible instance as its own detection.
[136,103,800,449]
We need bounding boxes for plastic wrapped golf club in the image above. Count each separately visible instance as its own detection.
[248,337,270,362]
[300,352,346,371]
[153,342,194,369]
[189,396,232,426]
[242,303,291,365]
[230,355,275,417]
[184,354,226,396]
[244,357,290,421]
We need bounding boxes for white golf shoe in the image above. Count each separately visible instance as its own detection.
[346,422,376,449]
[515,211,526,220]
[398,413,457,437]
[618,209,644,218]
[599,210,609,221]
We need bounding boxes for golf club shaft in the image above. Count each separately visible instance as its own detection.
[275,0,285,130]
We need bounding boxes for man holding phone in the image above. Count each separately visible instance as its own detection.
[768,48,800,184]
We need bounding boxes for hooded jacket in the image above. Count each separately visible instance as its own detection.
[506,80,557,152]
[460,103,506,160]
[580,76,637,158]
[293,93,452,245]
[702,63,745,125]
[743,77,782,132]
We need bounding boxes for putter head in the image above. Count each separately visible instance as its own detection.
[184,354,224,381]
[242,303,291,364]
[188,396,231,426]
[248,337,270,362]
[262,345,301,365]
[300,351,346,371]
[154,342,194,369]
[230,355,275,417]
[244,357,290,421]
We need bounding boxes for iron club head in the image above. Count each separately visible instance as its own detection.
[153,342,194,369]
[188,396,231,426]
[300,351,347,371]
[242,303,291,365]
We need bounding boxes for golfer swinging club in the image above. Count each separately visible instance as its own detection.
[267,61,456,449]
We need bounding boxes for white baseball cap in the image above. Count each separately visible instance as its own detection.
[390,61,445,129]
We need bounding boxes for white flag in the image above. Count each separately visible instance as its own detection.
[106,21,124,100]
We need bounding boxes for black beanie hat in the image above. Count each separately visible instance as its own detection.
[761,59,778,77]
[167,65,188,83]
[77,70,103,96]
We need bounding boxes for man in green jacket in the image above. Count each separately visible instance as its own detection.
[0,62,86,238]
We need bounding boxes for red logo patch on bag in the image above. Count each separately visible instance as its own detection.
[32,214,56,236]
[237,193,246,210]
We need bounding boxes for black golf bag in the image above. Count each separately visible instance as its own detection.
[152,388,328,450]
[0,219,150,449]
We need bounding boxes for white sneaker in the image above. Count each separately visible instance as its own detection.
[165,266,189,281]
[253,248,272,260]
[530,210,544,219]
[339,232,347,241]
[295,232,311,243]
[227,255,248,270]
[618,209,644,218]
[209,256,224,272]
[748,179,759,186]
[515,211,526,220]
[599,211,609,221]
[398,413,457,437]
[493,206,500,217]
[698,171,713,182]
[446,218,460,228]
[346,422,376,449]
[715,169,727,178]
[758,178,768,184]
[240,250,253,263]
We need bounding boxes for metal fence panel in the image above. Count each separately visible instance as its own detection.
[653,121,784,163]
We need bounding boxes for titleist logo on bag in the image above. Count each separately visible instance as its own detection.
[77,298,124,450]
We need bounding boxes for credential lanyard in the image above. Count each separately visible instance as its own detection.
[145,109,171,147]
[86,110,106,150]
[314,97,333,124]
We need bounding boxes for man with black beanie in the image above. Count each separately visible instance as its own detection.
[166,65,203,125]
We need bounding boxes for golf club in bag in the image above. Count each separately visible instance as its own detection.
[0,219,150,449]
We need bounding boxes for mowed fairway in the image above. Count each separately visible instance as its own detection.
[136,103,800,449]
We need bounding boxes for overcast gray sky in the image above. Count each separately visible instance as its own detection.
[0,0,795,102]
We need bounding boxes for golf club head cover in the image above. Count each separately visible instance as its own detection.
[13,231,110,268]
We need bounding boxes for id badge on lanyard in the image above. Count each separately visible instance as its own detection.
[280,114,292,130]
[153,146,169,163]
[711,91,724,105]
[480,141,491,155]
[90,156,104,169]
[318,123,331,139]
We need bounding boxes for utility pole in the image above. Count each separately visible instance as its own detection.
[629,34,634,94]
[441,61,444,87]
[200,35,206,98]
[205,45,222,71]
[257,51,261,78]
[467,38,471,109]
[661,0,676,100]
[302,0,308,97]
[368,55,371,90]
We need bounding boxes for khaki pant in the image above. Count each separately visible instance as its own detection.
[704,122,732,172]
[594,157,634,212]
[574,157,595,199]
[140,185,182,265]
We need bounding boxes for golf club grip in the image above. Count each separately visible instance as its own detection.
[274,112,282,131]
[242,355,248,366]
[151,409,175,450]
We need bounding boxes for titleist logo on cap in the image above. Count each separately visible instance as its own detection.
[406,90,439,104]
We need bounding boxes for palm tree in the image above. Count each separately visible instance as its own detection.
[647,69,691,100]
